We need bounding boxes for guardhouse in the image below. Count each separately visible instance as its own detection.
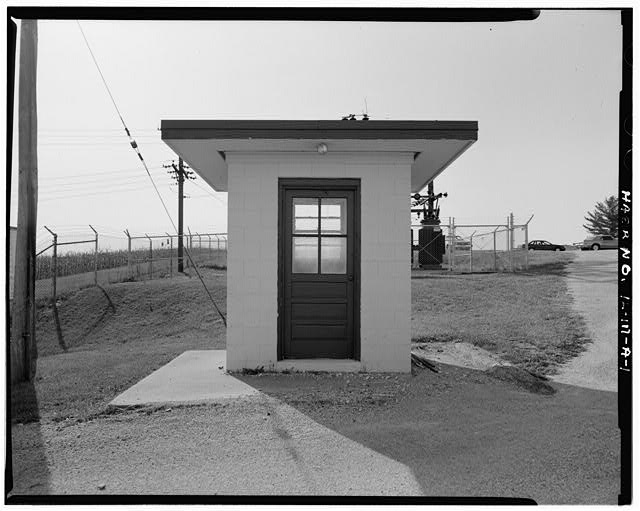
[161,120,477,372]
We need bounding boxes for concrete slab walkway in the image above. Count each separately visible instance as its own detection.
[109,350,258,407]
[552,251,617,392]
[98,350,423,495]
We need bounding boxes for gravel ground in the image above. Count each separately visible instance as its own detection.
[10,364,619,503]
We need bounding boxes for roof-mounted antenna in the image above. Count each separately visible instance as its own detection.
[362,97,369,121]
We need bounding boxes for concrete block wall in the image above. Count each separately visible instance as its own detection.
[226,151,412,372]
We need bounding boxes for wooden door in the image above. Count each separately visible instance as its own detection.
[280,180,359,359]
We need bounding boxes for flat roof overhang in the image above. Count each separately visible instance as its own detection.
[160,120,478,193]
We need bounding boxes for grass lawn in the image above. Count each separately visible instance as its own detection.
[412,251,589,375]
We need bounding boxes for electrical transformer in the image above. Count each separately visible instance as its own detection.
[418,224,445,267]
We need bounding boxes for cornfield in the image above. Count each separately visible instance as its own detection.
[35,247,217,280]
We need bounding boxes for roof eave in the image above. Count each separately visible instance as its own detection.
[160,120,478,193]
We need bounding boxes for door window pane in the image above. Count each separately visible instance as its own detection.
[321,237,347,274]
[292,237,318,273]
[293,198,318,234]
[320,198,347,234]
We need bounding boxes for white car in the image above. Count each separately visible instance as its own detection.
[581,235,618,251]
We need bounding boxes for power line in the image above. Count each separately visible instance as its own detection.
[41,176,159,190]
[41,165,166,181]
[39,175,174,192]
[40,175,173,191]
[39,185,169,202]
[39,180,176,200]
[186,178,227,205]
[76,21,226,327]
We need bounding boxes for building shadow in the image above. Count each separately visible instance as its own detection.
[236,366,619,504]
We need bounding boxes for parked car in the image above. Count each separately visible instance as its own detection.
[527,240,566,251]
[581,234,618,251]
[446,235,471,251]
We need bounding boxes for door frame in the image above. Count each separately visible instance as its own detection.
[277,178,361,361]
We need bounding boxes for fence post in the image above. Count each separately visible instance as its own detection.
[505,216,510,252]
[44,226,65,350]
[182,233,186,269]
[124,230,131,278]
[196,232,202,263]
[167,233,173,278]
[447,218,451,271]
[214,235,220,266]
[187,227,192,269]
[208,235,212,263]
[44,226,57,299]
[451,217,456,272]
[523,214,534,271]
[182,232,186,270]
[410,229,414,266]
[469,231,476,273]
[505,216,512,272]
[145,234,152,279]
[510,212,515,252]
[52,234,57,298]
[510,214,516,272]
[493,226,499,271]
[524,225,529,271]
[89,225,98,286]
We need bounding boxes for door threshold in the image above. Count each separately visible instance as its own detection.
[276,359,362,373]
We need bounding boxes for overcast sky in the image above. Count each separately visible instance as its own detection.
[9,11,621,252]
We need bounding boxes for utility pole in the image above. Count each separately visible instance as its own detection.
[11,19,38,383]
[427,181,435,218]
[510,212,515,251]
[177,158,184,272]
[164,157,194,273]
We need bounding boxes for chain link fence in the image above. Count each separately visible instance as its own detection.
[34,227,227,303]
[411,214,534,273]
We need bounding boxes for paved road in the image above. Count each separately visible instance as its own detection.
[553,250,617,392]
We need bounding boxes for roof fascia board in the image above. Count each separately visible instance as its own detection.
[161,120,478,141]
